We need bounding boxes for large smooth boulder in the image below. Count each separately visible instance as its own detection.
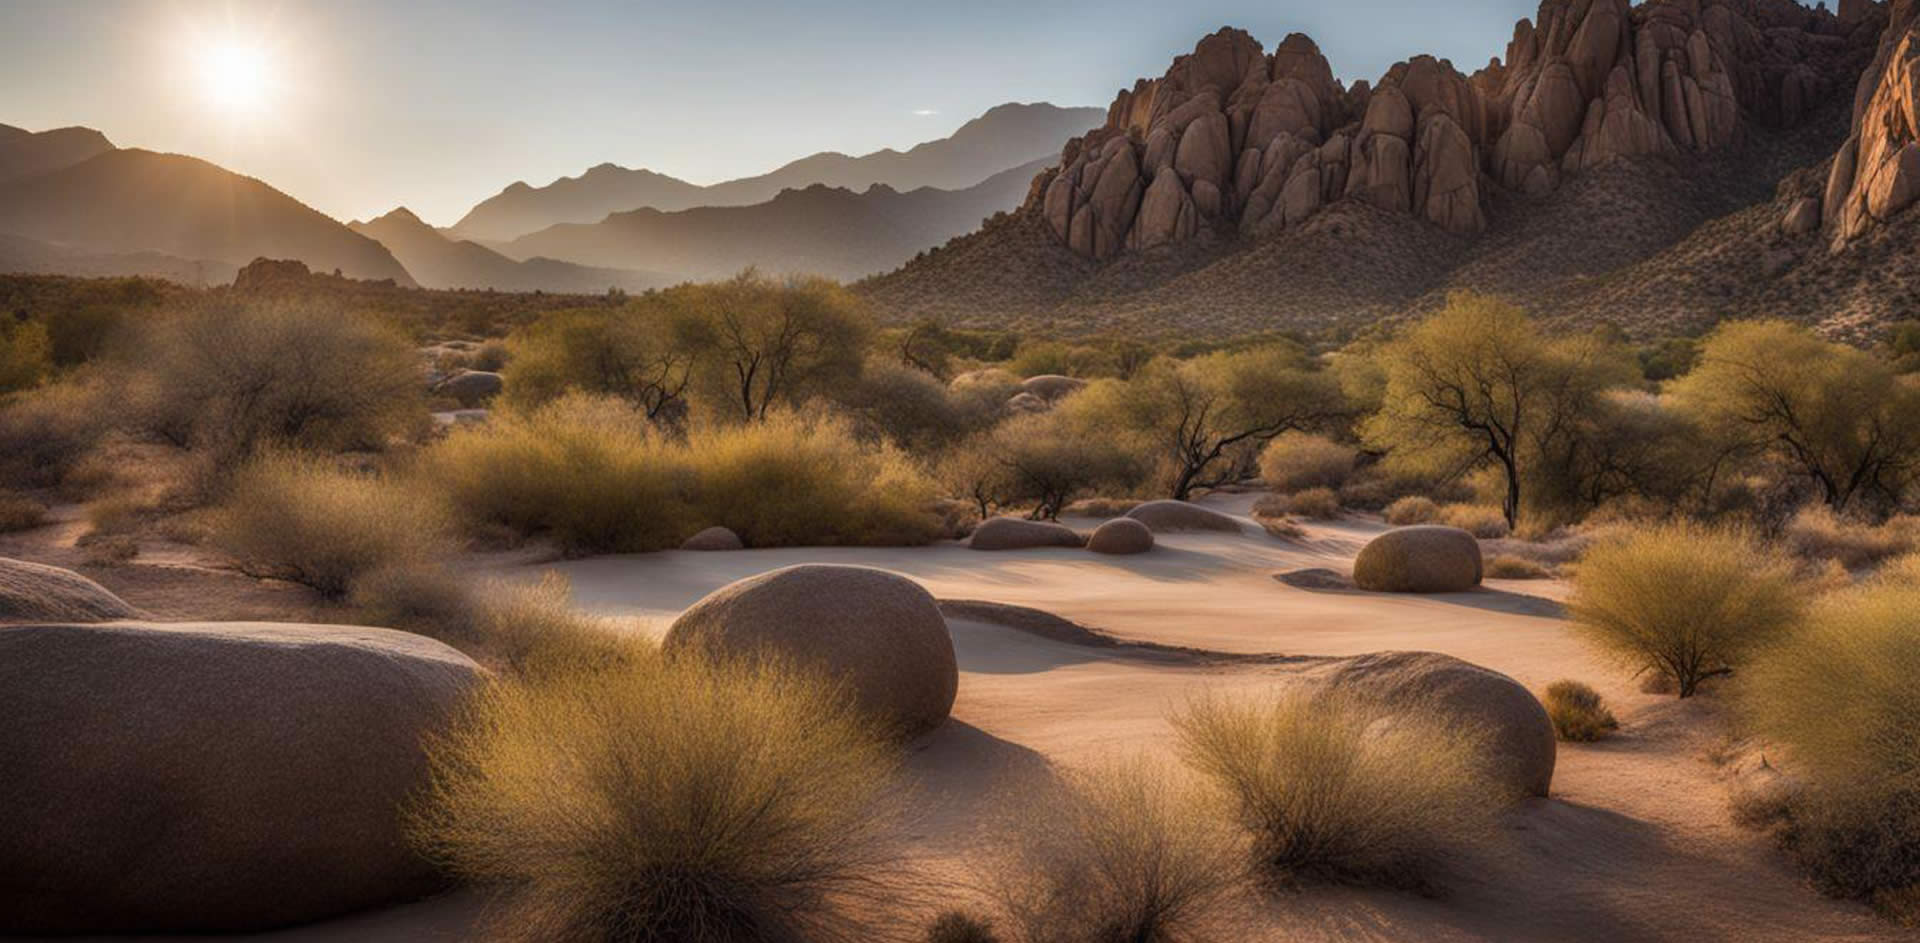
[663,565,957,738]
[970,517,1086,551]
[0,622,485,934]
[681,526,745,551]
[1088,518,1155,555]
[1352,525,1482,593]
[1125,500,1244,534]
[1301,651,1555,798]
[0,557,137,623]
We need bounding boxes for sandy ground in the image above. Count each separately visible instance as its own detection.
[12,493,1903,941]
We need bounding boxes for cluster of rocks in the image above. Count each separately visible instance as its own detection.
[968,500,1250,553]
[1034,0,1886,260]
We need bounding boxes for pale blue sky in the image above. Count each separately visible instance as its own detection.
[0,0,1543,224]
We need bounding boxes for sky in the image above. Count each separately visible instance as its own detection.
[0,0,1543,226]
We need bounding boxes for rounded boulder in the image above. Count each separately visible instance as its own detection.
[0,621,485,934]
[663,565,956,738]
[1305,651,1556,798]
[1088,518,1155,555]
[1020,374,1087,402]
[437,370,503,407]
[969,517,1087,551]
[1353,525,1483,593]
[1125,500,1244,534]
[0,557,138,623]
[681,526,745,551]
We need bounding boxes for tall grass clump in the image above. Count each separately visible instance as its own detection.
[991,757,1242,943]
[1568,523,1803,697]
[689,410,941,548]
[1741,582,1920,918]
[1382,495,1440,526]
[1172,690,1497,890]
[1257,432,1356,493]
[412,649,902,942]
[212,451,453,598]
[1541,680,1618,742]
[425,394,694,555]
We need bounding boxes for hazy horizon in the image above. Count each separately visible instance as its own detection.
[2,0,1546,225]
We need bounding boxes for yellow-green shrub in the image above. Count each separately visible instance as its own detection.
[1541,680,1618,742]
[1383,495,1440,526]
[1784,506,1920,570]
[410,649,899,942]
[1568,523,1802,697]
[1282,487,1342,521]
[1440,503,1511,539]
[1258,431,1357,493]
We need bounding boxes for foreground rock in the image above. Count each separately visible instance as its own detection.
[969,517,1087,550]
[664,565,957,738]
[1088,517,1155,554]
[1126,500,1244,533]
[0,557,137,623]
[681,526,745,551]
[1303,650,1555,798]
[0,622,484,934]
[1352,525,1483,592]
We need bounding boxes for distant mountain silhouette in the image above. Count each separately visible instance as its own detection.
[495,158,1050,281]
[350,207,670,293]
[0,123,114,184]
[449,102,1101,242]
[0,232,238,285]
[0,148,415,286]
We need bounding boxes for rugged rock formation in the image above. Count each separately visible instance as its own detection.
[1033,1,1878,260]
[1825,0,1920,244]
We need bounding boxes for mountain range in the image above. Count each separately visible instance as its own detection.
[865,0,1920,343]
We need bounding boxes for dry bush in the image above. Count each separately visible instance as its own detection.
[1486,555,1552,580]
[425,394,694,555]
[1741,582,1920,916]
[1258,432,1357,493]
[410,648,902,943]
[1784,506,1920,570]
[1065,497,1141,519]
[926,912,1000,943]
[1884,554,1920,584]
[1541,680,1618,742]
[992,757,1242,943]
[1440,503,1511,539]
[689,410,941,548]
[1568,523,1803,697]
[1281,487,1342,521]
[1259,517,1306,540]
[213,451,454,599]
[80,534,139,567]
[0,379,107,490]
[0,492,47,533]
[1382,496,1440,526]
[1173,690,1498,890]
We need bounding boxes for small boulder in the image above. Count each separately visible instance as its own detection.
[1125,500,1244,533]
[1352,525,1482,593]
[1781,196,1821,235]
[1006,391,1050,413]
[436,370,503,407]
[664,565,957,738]
[969,517,1087,551]
[681,526,745,551]
[0,622,484,934]
[1088,518,1155,555]
[1275,568,1352,590]
[1302,651,1556,798]
[1020,374,1088,402]
[0,557,137,623]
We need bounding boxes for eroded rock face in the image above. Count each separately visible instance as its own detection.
[1827,0,1920,245]
[1033,2,1877,260]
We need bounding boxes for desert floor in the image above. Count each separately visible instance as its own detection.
[14,493,1904,942]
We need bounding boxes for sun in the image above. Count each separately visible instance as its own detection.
[196,36,276,116]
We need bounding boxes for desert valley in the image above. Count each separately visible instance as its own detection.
[5,0,1920,941]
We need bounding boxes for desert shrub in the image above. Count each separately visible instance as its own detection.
[671,272,872,421]
[470,339,510,373]
[1568,523,1803,697]
[125,299,423,463]
[411,648,900,942]
[1783,505,1920,570]
[834,359,976,453]
[688,411,942,548]
[425,394,695,554]
[1008,340,1115,379]
[1173,690,1497,889]
[1258,432,1357,492]
[213,451,454,598]
[927,912,1000,943]
[0,491,47,533]
[1486,555,1551,580]
[992,757,1241,943]
[1382,495,1441,525]
[946,412,1144,521]
[80,534,139,567]
[1282,487,1342,521]
[0,318,52,393]
[0,379,107,489]
[1065,497,1141,519]
[1884,554,1920,584]
[501,306,690,420]
[1742,582,1920,916]
[1259,517,1306,540]
[1541,680,1618,742]
[1440,503,1511,539]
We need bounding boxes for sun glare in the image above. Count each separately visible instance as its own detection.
[196,36,275,116]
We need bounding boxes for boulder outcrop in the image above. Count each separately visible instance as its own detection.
[1826,0,1920,245]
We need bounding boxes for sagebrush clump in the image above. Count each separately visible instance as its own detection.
[1541,680,1618,742]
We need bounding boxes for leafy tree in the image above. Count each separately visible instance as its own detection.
[503,304,692,422]
[671,272,870,421]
